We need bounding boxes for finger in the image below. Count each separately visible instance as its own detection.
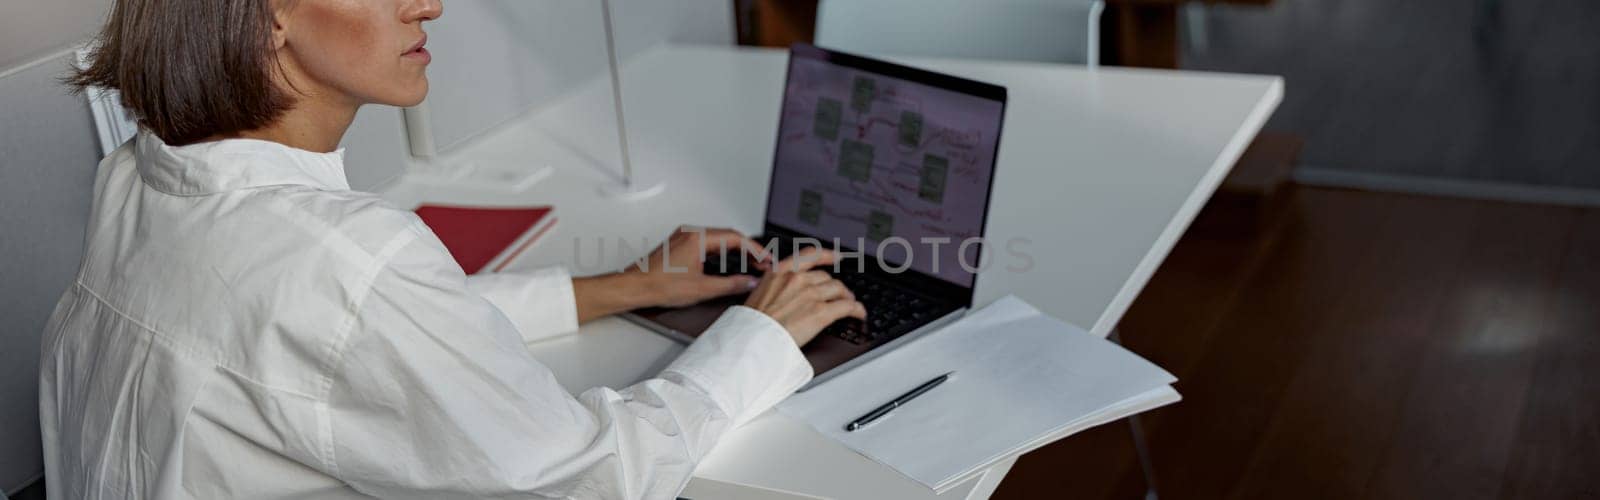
[800,270,835,286]
[817,299,868,324]
[774,247,838,273]
[702,275,760,297]
[848,299,868,319]
[809,280,853,302]
[781,271,831,297]
[778,270,813,295]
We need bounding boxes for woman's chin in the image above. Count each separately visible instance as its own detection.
[373,80,428,108]
[400,84,429,107]
[396,94,426,108]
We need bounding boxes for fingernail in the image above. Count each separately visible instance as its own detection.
[745,276,759,290]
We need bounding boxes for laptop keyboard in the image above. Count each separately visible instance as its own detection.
[703,252,948,345]
[824,272,942,345]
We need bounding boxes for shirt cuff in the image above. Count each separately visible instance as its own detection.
[466,266,580,344]
[662,306,814,427]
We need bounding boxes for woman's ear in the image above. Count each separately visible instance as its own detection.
[269,0,292,50]
[265,0,306,98]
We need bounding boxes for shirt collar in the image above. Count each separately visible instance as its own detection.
[135,130,352,196]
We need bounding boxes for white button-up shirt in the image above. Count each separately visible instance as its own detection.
[39,132,812,499]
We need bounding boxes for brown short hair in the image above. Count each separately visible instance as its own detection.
[68,0,294,146]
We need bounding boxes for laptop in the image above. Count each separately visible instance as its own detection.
[625,44,1008,389]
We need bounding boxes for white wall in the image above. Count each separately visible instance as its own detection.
[0,1,112,492]
[613,0,734,59]
[413,0,733,158]
[0,55,100,499]
[341,104,412,191]
[0,0,110,71]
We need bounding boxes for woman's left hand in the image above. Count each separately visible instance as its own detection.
[623,226,772,308]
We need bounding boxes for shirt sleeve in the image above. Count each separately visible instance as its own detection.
[321,229,812,499]
[465,267,580,343]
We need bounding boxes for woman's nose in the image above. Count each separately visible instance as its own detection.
[404,0,443,22]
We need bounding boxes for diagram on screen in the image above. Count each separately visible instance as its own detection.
[769,58,1002,257]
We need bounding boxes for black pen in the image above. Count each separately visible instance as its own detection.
[845,372,954,432]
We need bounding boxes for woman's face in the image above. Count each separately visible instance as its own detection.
[275,0,443,107]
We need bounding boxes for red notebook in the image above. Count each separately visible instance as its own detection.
[414,204,557,274]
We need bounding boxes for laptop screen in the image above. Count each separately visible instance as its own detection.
[764,45,1007,288]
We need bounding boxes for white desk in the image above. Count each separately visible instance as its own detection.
[381,44,1282,499]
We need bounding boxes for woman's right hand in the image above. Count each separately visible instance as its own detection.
[744,247,867,347]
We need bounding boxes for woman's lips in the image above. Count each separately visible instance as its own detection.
[403,47,431,64]
[403,34,430,63]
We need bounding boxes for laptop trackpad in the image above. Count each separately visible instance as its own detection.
[632,293,747,341]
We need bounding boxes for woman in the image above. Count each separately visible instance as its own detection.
[41,0,864,497]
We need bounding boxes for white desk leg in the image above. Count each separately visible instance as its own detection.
[1108,328,1159,500]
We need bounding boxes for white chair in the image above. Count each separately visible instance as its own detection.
[814,0,1105,67]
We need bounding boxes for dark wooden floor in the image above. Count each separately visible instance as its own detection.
[993,186,1600,499]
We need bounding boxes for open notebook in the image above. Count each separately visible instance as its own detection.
[779,295,1180,493]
